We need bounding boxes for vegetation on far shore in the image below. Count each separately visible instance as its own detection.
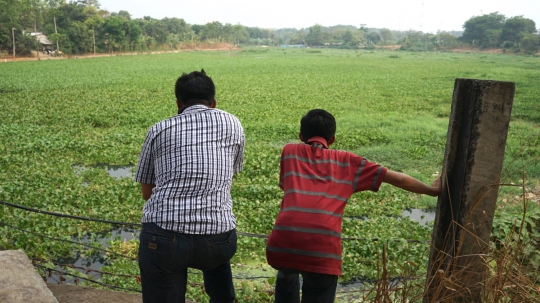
[2,0,539,58]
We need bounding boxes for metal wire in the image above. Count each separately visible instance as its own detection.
[0,200,140,228]
[0,200,430,243]
[33,263,143,293]
[0,221,138,261]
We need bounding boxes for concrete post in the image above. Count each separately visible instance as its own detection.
[424,79,515,302]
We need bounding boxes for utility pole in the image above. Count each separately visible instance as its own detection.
[424,79,515,302]
[12,27,16,58]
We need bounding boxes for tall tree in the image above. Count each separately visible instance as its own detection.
[231,24,248,45]
[500,16,536,44]
[0,0,42,55]
[366,32,381,45]
[47,0,65,51]
[102,15,125,52]
[520,33,540,53]
[24,0,46,33]
[305,24,325,46]
[161,17,189,36]
[437,32,458,48]
[83,6,103,54]
[342,29,358,46]
[289,30,306,45]
[379,29,393,44]
[462,12,506,47]
[124,19,142,50]
[201,21,222,42]
[113,10,131,20]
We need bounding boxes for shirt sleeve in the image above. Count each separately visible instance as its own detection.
[351,154,387,193]
[278,149,284,190]
[233,120,245,174]
[134,128,156,184]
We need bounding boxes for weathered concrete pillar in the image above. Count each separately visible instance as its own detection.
[0,250,59,303]
[424,79,515,302]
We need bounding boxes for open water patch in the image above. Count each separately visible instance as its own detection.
[401,208,435,226]
[73,164,135,183]
[344,208,435,226]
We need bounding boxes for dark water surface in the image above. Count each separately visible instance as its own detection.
[48,227,139,284]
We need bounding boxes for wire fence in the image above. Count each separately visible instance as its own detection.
[0,200,429,243]
[0,199,427,294]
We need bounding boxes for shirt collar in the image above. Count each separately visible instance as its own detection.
[306,136,329,149]
[178,104,209,115]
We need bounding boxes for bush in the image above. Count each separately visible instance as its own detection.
[521,34,540,54]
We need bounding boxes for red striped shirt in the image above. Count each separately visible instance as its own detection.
[266,138,387,275]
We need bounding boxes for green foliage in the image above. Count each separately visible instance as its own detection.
[305,24,326,46]
[462,12,537,51]
[501,16,537,44]
[492,206,540,274]
[462,12,506,47]
[398,31,439,51]
[520,34,540,54]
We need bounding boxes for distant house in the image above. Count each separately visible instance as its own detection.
[280,44,306,48]
[30,33,53,51]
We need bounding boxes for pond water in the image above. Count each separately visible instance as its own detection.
[344,208,436,225]
[72,164,134,180]
[105,166,134,179]
[48,227,139,284]
[401,208,436,226]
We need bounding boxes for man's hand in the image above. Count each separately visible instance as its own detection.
[141,183,156,201]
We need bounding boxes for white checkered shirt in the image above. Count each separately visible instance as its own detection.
[135,105,245,234]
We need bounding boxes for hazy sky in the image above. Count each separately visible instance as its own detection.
[98,0,540,34]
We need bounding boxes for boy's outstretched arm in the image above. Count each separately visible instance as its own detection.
[383,170,441,197]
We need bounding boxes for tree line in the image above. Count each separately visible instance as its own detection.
[1,0,539,57]
[461,12,538,52]
[394,12,538,53]
[1,0,272,55]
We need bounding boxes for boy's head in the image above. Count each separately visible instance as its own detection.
[299,109,336,144]
[175,69,216,107]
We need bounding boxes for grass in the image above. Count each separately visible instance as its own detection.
[1,48,539,301]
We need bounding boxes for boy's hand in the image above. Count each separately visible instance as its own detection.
[431,175,442,196]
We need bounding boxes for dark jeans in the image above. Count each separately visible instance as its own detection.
[138,223,237,303]
[274,267,338,303]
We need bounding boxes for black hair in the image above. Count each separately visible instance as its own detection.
[300,109,336,143]
[174,69,215,106]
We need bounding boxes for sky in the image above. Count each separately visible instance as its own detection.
[97,0,540,34]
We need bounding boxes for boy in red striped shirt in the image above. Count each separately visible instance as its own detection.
[266,109,441,303]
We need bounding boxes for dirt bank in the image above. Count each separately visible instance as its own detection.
[0,42,239,63]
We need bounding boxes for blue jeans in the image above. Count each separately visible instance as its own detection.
[274,268,338,303]
[138,223,237,303]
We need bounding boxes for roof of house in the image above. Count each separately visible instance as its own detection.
[30,32,53,45]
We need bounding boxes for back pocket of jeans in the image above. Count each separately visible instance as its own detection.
[204,230,237,266]
[140,228,175,256]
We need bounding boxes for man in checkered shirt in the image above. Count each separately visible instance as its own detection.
[135,70,245,303]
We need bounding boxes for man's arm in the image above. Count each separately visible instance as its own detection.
[383,170,441,197]
[141,183,156,201]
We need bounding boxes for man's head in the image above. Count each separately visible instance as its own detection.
[175,69,215,107]
[299,109,336,144]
